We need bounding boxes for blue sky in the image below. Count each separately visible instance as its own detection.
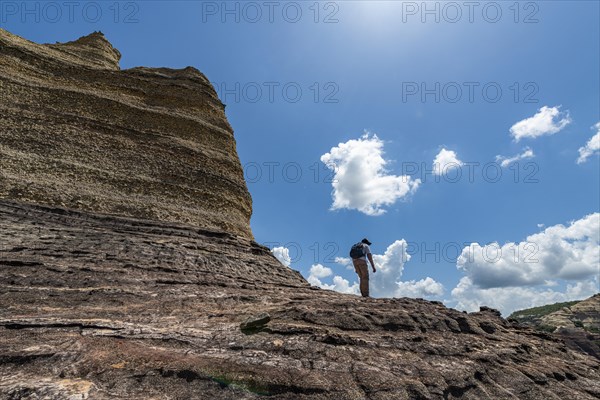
[3,1,598,315]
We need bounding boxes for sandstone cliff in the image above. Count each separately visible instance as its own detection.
[0,29,253,239]
[1,30,599,399]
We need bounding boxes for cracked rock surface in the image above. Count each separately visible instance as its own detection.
[1,201,599,399]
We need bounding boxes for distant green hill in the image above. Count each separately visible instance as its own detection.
[509,295,600,359]
[509,300,583,327]
[509,294,600,334]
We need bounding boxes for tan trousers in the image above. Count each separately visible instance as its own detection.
[352,258,369,297]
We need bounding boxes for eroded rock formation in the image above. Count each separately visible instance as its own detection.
[0,29,252,239]
[1,30,599,399]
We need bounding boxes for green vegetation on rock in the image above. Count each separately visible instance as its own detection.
[509,300,582,326]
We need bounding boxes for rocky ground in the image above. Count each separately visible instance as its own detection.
[1,200,599,399]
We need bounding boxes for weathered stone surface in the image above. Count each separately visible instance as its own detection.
[1,30,600,399]
[0,28,253,238]
[1,201,599,399]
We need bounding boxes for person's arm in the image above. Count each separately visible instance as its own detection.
[367,253,376,272]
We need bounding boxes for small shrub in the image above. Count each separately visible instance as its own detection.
[537,325,556,333]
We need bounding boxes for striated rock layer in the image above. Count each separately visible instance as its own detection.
[1,201,599,399]
[1,31,599,399]
[0,29,253,239]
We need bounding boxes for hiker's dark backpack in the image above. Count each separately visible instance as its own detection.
[349,242,365,259]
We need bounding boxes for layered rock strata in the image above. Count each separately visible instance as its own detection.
[0,29,253,239]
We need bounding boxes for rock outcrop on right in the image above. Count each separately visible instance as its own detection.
[539,294,600,332]
[510,294,600,359]
[1,29,599,399]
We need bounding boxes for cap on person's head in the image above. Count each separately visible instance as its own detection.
[361,238,372,245]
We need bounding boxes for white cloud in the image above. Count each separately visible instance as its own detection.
[307,275,323,287]
[307,264,359,295]
[309,264,333,279]
[396,277,445,298]
[577,122,600,164]
[327,276,361,294]
[450,213,600,316]
[335,257,354,270]
[495,147,535,168]
[509,106,571,141]
[370,240,411,297]
[272,246,291,267]
[308,240,444,300]
[432,148,463,176]
[451,276,598,316]
[320,133,420,216]
[457,213,599,289]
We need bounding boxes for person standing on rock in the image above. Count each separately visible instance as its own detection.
[349,238,376,297]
